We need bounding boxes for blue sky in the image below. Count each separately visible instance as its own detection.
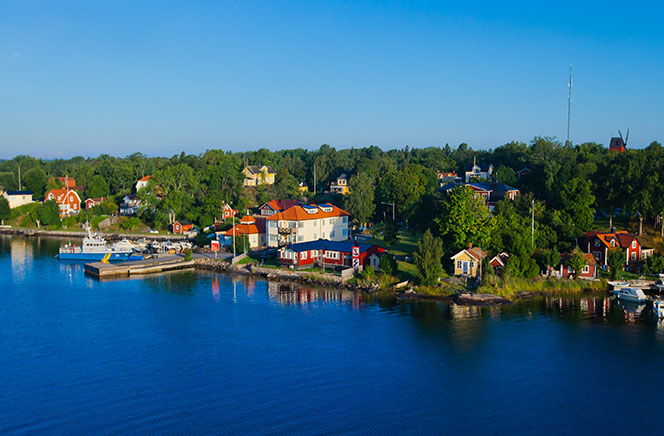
[1,0,662,158]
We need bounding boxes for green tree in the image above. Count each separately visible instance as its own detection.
[121,217,142,230]
[567,249,587,279]
[0,172,17,191]
[559,177,595,239]
[24,168,47,199]
[37,200,60,227]
[607,248,625,280]
[378,253,397,276]
[86,175,110,198]
[274,168,300,199]
[437,186,493,254]
[493,165,517,185]
[413,229,444,285]
[383,220,399,247]
[0,197,10,225]
[344,173,375,225]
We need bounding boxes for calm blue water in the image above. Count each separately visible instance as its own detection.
[1,236,663,435]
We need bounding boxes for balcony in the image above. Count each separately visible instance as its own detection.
[278,227,296,235]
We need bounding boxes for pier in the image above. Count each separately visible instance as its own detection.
[84,255,196,278]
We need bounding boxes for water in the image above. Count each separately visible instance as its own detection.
[1,236,663,435]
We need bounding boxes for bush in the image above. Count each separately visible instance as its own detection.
[379,253,397,276]
[121,217,142,231]
[183,249,192,261]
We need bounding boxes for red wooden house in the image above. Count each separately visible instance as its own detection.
[278,239,385,270]
[85,197,104,210]
[489,252,509,274]
[172,219,195,234]
[45,188,81,217]
[559,253,597,279]
[584,231,647,269]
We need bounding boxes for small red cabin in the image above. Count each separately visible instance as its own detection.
[172,220,194,234]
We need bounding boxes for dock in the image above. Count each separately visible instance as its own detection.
[84,255,196,278]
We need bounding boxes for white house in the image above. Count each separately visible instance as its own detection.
[265,203,350,247]
[464,158,493,182]
[2,190,33,209]
[135,175,151,192]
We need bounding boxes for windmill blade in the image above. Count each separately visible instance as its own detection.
[625,129,629,144]
[618,130,624,141]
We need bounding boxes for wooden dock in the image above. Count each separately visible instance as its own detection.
[84,255,196,278]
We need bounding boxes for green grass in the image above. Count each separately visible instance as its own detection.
[396,260,418,282]
[360,229,420,257]
[477,275,608,299]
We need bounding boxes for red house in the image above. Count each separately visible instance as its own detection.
[559,253,597,279]
[45,189,81,217]
[172,220,195,234]
[85,197,104,210]
[278,239,385,270]
[584,231,646,268]
[489,252,509,274]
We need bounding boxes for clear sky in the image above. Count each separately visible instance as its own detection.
[1,0,662,158]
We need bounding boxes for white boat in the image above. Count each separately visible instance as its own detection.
[112,238,136,251]
[653,300,664,318]
[608,281,630,290]
[653,280,664,293]
[612,287,647,303]
[58,224,143,261]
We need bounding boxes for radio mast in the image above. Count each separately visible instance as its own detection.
[567,64,573,146]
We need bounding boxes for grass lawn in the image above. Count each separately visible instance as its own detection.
[360,229,420,256]
[397,260,418,282]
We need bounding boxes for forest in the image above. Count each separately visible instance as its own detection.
[1,137,664,277]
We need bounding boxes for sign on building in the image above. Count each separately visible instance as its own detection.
[352,246,360,268]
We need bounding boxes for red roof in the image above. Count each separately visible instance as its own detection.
[221,217,266,236]
[138,175,152,182]
[261,199,301,212]
[265,203,350,221]
[585,231,638,249]
[561,252,597,266]
[45,189,80,204]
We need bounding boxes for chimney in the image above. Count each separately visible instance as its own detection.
[469,242,472,248]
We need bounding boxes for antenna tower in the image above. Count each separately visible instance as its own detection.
[567,64,573,146]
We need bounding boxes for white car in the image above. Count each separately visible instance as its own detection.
[149,229,159,234]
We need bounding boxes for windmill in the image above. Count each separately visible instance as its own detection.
[609,129,628,153]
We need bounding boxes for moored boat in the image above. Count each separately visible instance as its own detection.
[611,287,647,303]
[58,224,144,261]
[653,300,664,318]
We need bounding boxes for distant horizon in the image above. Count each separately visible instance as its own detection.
[1,135,661,161]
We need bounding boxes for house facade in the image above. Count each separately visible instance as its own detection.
[278,239,384,270]
[330,173,350,195]
[119,195,141,216]
[259,199,301,216]
[584,231,648,268]
[45,189,81,217]
[85,197,104,210]
[172,220,194,235]
[464,159,493,182]
[242,165,276,187]
[2,190,33,209]
[559,253,597,279]
[438,182,519,212]
[489,252,509,274]
[135,175,151,191]
[451,247,488,278]
[218,215,267,249]
[265,203,350,247]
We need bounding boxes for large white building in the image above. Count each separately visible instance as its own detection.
[2,190,33,209]
[265,203,350,247]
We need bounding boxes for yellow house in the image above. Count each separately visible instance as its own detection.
[298,181,309,194]
[330,173,351,195]
[451,247,488,278]
[242,165,276,187]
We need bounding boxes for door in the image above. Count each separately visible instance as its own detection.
[463,262,468,274]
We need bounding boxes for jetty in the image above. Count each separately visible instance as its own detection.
[84,255,196,278]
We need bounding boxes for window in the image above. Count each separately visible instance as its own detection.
[269,235,277,242]
[269,221,277,228]
[301,252,307,260]
[298,236,304,242]
[313,233,317,239]
[631,252,636,261]
[632,241,636,249]
[322,232,326,238]
[582,266,590,273]
[594,240,600,247]
[288,221,296,229]
[330,230,335,238]
[342,216,347,223]
[611,240,615,247]
[298,222,304,228]
[457,260,462,269]
[469,261,474,269]
[342,229,347,236]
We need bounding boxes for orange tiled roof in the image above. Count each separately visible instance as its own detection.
[263,199,300,212]
[221,218,266,236]
[138,175,152,182]
[265,203,350,221]
[586,231,637,249]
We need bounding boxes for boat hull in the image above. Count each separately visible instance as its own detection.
[58,252,143,261]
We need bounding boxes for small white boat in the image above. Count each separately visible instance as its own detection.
[612,287,647,303]
[609,281,630,290]
[653,300,664,318]
[112,238,136,251]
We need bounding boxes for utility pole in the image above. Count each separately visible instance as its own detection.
[313,163,316,195]
[567,64,573,146]
[18,166,21,191]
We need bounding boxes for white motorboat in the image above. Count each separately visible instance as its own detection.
[612,287,647,303]
[653,300,664,318]
[112,238,136,251]
[608,281,630,290]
